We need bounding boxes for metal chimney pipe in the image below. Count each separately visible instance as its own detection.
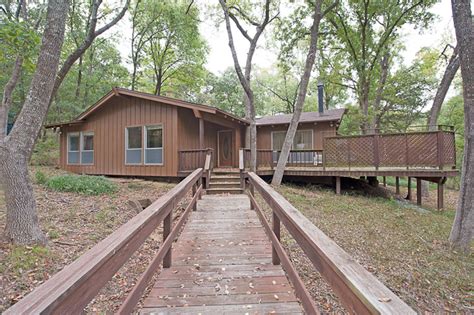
[317,82,324,114]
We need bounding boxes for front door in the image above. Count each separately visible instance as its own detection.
[218,130,233,167]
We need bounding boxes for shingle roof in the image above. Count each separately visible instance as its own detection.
[256,108,346,126]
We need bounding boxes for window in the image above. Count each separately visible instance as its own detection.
[126,127,142,164]
[67,133,80,164]
[145,125,163,164]
[271,130,313,151]
[81,132,94,164]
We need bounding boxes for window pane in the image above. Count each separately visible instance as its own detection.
[83,134,94,151]
[68,152,79,164]
[146,126,162,148]
[145,148,162,164]
[127,127,142,149]
[69,134,79,151]
[293,130,312,150]
[81,151,93,164]
[272,132,285,151]
[126,149,141,164]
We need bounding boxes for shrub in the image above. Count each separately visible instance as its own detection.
[31,134,59,166]
[46,175,118,195]
[35,170,48,185]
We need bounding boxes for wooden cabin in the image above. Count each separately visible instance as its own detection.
[47,88,343,178]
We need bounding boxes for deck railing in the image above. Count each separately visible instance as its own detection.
[5,168,204,315]
[178,148,214,172]
[244,171,415,314]
[242,130,456,171]
[323,130,456,170]
[243,149,323,169]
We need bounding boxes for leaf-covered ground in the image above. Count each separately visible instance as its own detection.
[0,166,179,313]
[265,182,473,313]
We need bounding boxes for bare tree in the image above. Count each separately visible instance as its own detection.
[0,0,69,244]
[219,0,278,171]
[271,0,337,185]
[449,0,474,252]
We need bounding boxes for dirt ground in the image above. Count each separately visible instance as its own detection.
[0,166,180,313]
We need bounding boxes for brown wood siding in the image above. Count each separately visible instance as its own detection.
[256,122,337,151]
[59,96,178,177]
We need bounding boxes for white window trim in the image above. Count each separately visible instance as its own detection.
[67,132,80,165]
[125,126,143,165]
[144,124,164,166]
[271,129,314,151]
[80,131,94,165]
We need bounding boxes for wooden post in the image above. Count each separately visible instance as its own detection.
[192,184,197,211]
[416,178,422,206]
[335,176,341,195]
[383,176,386,187]
[249,184,255,209]
[395,177,400,195]
[373,134,380,170]
[199,118,204,149]
[407,177,412,200]
[437,179,444,210]
[272,211,281,265]
[163,211,172,268]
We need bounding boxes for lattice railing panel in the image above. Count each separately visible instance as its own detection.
[379,135,406,166]
[407,133,438,167]
[442,132,456,166]
[324,138,349,167]
[348,136,375,167]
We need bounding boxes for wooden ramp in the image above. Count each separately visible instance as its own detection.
[140,194,303,314]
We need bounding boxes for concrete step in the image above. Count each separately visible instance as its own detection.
[209,182,242,189]
[206,187,244,195]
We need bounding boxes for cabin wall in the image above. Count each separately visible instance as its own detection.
[256,122,337,151]
[59,96,179,177]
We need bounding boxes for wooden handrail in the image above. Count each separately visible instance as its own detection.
[5,168,204,315]
[246,172,415,314]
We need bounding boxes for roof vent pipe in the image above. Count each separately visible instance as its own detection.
[317,81,324,114]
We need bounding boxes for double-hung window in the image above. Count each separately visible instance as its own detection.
[67,133,80,164]
[67,132,94,164]
[126,127,142,164]
[271,130,313,151]
[145,125,163,164]
[81,132,94,164]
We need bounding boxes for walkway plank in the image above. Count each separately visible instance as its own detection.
[140,194,303,314]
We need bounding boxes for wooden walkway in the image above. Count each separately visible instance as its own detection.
[140,194,303,314]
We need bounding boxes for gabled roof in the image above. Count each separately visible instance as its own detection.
[46,87,249,128]
[256,108,346,126]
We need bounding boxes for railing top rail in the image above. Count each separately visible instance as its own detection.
[5,168,203,315]
[324,129,454,140]
[247,172,415,315]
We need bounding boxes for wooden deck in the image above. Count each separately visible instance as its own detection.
[140,194,302,314]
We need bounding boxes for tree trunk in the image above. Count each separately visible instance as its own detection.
[1,56,23,140]
[0,150,45,244]
[75,56,83,98]
[372,52,390,132]
[449,0,474,252]
[0,0,69,244]
[428,45,460,130]
[271,0,323,185]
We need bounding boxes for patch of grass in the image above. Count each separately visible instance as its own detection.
[35,170,48,185]
[4,246,50,275]
[127,182,150,190]
[46,175,118,195]
[48,229,60,239]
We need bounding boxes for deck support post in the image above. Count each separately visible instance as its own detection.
[199,118,204,149]
[407,177,412,200]
[416,178,422,206]
[335,176,341,195]
[437,179,445,210]
[272,212,281,265]
[163,211,172,268]
[383,176,386,187]
[395,177,400,195]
